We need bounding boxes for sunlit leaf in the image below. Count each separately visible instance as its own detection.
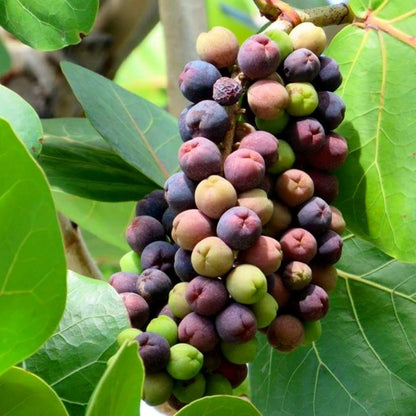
[61,61,181,188]
[0,0,98,50]
[0,85,42,157]
[52,190,136,251]
[40,118,157,201]
[86,341,143,416]
[176,396,262,416]
[25,271,130,416]
[0,119,66,376]
[0,367,68,416]
[327,1,416,261]
[251,235,416,415]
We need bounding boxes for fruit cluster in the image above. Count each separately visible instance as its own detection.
[109,21,347,408]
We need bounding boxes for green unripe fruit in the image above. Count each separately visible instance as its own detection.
[191,236,234,278]
[286,82,319,116]
[146,315,178,346]
[143,372,174,406]
[173,373,206,403]
[237,188,273,225]
[117,327,142,346]
[289,22,327,56]
[221,337,259,364]
[255,111,290,135]
[167,343,204,380]
[302,320,322,345]
[262,25,294,59]
[251,293,278,328]
[205,373,233,396]
[226,264,268,304]
[119,250,142,274]
[168,282,192,319]
[268,140,295,174]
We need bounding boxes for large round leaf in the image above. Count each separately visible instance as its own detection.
[0,0,98,50]
[0,366,68,416]
[25,271,130,416]
[250,235,416,415]
[0,119,66,376]
[327,0,416,261]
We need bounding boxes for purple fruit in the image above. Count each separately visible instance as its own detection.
[126,215,166,253]
[140,241,178,276]
[237,34,280,79]
[174,248,198,282]
[283,48,321,83]
[164,172,196,211]
[313,56,343,92]
[178,60,221,103]
[238,130,279,167]
[120,292,150,329]
[296,196,332,235]
[178,137,222,181]
[109,271,139,294]
[136,332,170,373]
[293,284,329,321]
[137,268,173,306]
[284,117,326,154]
[217,206,262,250]
[215,303,257,344]
[185,100,230,144]
[213,77,243,106]
[313,91,346,130]
[315,230,343,264]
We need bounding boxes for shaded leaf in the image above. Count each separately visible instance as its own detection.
[0,38,11,76]
[40,118,158,201]
[25,271,130,416]
[0,85,42,157]
[61,61,181,188]
[0,119,66,376]
[327,2,416,261]
[86,341,144,416]
[0,0,98,51]
[250,235,416,415]
[176,396,262,416]
[52,189,136,251]
[0,366,68,416]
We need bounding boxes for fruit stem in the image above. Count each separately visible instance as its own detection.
[253,1,354,29]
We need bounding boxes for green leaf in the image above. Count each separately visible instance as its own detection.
[61,61,181,188]
[327,2,416,261]
[176,396,262,416]
[0,0,98,51]
[0,38,11,76]
[25,271,130,416]
[0,119,66,376]
[0,85,42,157]
[0,366,68,416]
[86,341,144,416]
[52,190,136,251]
[250,235,416,416]
[39,118,158,201]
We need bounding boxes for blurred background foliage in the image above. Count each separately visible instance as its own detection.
[85,0,337,279]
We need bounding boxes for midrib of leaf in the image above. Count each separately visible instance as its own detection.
[344,278,416,395]
[311,344,370,416]
[337,270,416,305]
[108,82,170,180]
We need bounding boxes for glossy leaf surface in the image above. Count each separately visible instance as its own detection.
[328,1,416,261]
[0,366,68,416]
[0,0,98,50]
[86,341,143,416]
[251,235,416,415]
[25,271,130,416]
[61,61,181,188]
[0,85,42,157]
[0,119,66,376]
[40,118,157,201]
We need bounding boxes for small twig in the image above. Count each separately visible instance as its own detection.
[254,1,354,28]
[58,213,104,280]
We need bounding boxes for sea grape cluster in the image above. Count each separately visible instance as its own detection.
[109,21,347,409]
